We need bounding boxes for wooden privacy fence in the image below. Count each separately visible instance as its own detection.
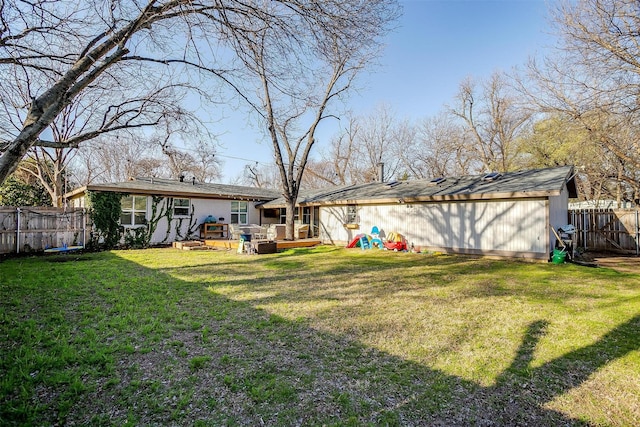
[0,207,88,254]
[569,208,640,255]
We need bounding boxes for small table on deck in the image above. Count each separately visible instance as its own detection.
[200,223,228,239]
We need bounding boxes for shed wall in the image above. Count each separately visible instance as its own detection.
[320,198,550,258]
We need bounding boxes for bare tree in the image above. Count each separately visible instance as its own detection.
[224,1,399,239]
[305,114,361,187]
[74,135,162,184]
[401,113,475,179]
[450,72,532,173]
[307,105,412,187]
[2,0,391,186]
[155,128,221,183]
[237,162,280,189]
[523,0,640,202]
[18,147,75,207]
[356,104,408,182]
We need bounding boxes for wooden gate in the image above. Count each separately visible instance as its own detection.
[569,208,640,255]
[0,207,87,254]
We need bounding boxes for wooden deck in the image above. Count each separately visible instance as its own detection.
[203,238,322,250]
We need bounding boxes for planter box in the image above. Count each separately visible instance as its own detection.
[255,241,277,254]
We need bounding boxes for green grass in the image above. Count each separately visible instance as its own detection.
[1,247,638,426]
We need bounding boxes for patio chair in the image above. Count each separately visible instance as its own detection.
[267,224,286,240]
[295,224,309,239]
[228,224,242,240]
[254,224,269,240]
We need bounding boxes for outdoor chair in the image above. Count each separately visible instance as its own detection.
[228,224,242,240]
[267,224,286,240]
[295,224,309,239]
[253,224,269,240]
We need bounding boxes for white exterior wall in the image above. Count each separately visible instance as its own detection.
[75,194,266,244]
[320,198,551,258]
[145,197,265,243]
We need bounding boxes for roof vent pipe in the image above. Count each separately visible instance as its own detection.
[377,162,385,182]
[192,176,196,185]
[179,174,185,182]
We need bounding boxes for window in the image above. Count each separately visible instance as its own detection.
[302,207,311,225]
[346,204,357,223]
[278,207,300,224]
[173,198,190,216]
[263,208,279,218]
[121,195,147,226]
[231,201,248,224]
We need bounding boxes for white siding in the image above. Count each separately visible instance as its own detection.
[143,197,264,244]
[320,198,550,257]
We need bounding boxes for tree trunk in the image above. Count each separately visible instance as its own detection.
[285,198,296,240]
[0,130,43,184]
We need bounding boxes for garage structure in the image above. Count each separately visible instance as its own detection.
[262,166,577,260]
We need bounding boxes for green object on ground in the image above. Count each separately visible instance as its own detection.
[552,248,567,264]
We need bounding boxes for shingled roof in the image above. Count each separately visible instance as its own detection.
[262,166,577,208]
[65,177,280,201]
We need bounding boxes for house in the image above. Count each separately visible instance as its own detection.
[66,166,577,259]
[261,166,577,260]
[65,177,280,244]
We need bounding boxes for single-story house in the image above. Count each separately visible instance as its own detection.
[66,166,576,259]
[65,177,281,244]
[261,165,577,260]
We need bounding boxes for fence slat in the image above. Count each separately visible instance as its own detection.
[0,207,87,254]
[569,208,639,255]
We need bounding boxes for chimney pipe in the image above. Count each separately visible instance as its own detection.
[377,162,385,182]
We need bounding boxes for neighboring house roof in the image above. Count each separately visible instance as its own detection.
[262,166,577,208]
[65,177,280,202]
[569,200,636,210]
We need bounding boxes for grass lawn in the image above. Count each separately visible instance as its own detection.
[1,246,639,426]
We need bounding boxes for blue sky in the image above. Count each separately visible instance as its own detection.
[216,0,554,182]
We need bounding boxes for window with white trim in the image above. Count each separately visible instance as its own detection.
[346,204,357,223]
[173,198,190,216]
[231,201,248,224]
[121,195,147,226]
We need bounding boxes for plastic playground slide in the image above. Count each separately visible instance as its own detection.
[346,234,366,248]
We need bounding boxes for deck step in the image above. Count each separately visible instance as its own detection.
[204,238,321,250]
[173,240,206,250]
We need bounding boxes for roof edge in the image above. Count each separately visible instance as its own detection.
[262,190,559,208]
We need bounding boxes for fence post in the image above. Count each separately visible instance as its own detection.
[583,210,588,251]
[636,208,640,256]
[16,207,20,254]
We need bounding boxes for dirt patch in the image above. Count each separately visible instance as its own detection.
[582,252,640,274]
[45,255,92,263]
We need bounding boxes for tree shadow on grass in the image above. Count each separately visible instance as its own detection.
[1,251,638,426]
